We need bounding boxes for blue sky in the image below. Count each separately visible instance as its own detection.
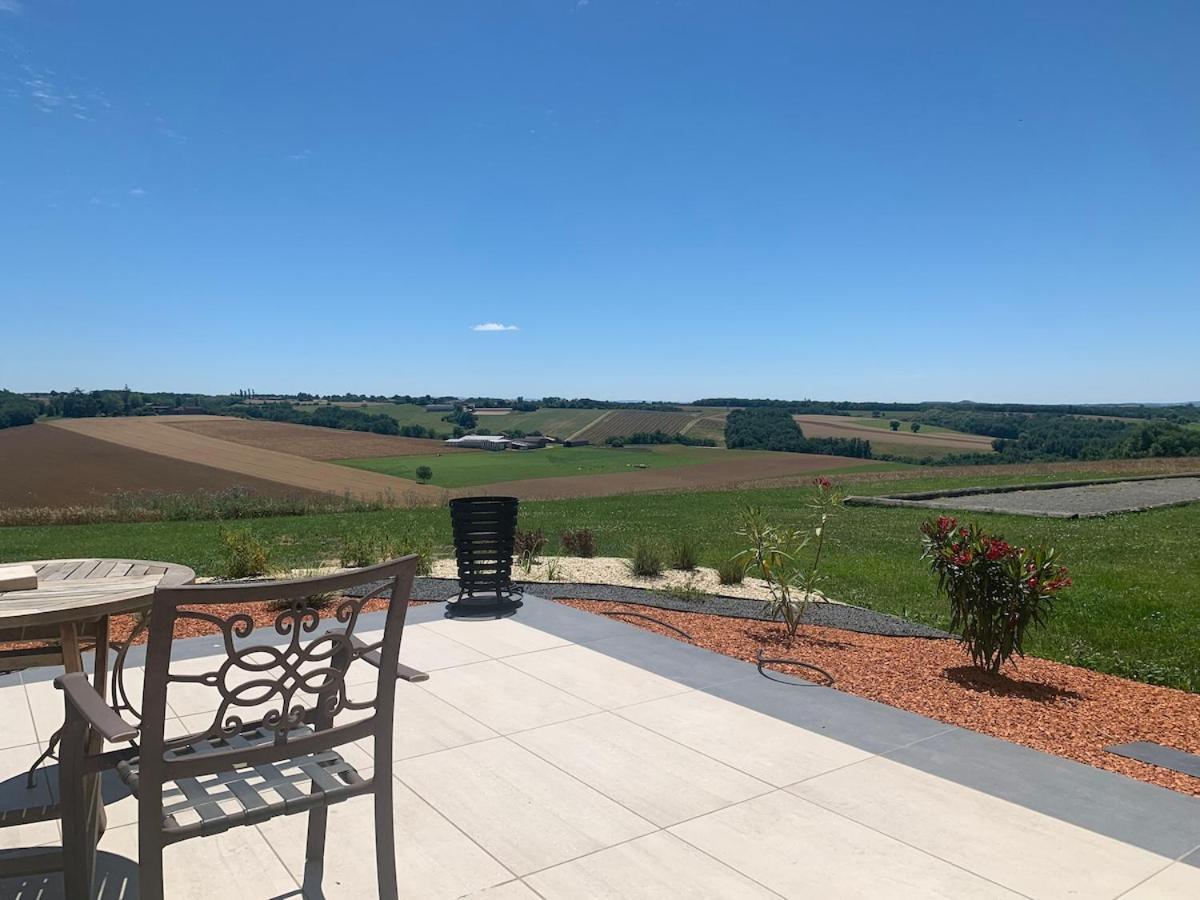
[2,1,1197,403]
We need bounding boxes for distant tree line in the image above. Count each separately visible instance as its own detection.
[0,390,39,429]
[233,403,452,438]
[697,398,1200,422]
[604,431,718,448]
[724,408,872,458]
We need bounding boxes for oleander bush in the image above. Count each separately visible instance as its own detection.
[920,516,1071,674]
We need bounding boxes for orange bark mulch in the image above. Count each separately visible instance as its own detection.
[557,598,1200,797]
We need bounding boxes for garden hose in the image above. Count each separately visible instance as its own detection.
[755,648,835,687]
[600,609,694,642]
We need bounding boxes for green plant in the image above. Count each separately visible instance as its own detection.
[338,527,435,575]
[921,516,1071,674]
[515,527,546,574]
[414,465,433,483]
[627,537,664,577]
[716,555,747,585]
[734,478,841,641]
[560,527,597,558]
[910,422,921,433]
[889,419,901,431]
[545,557,563,581]
[218,527,270,579]
[668,535,700,571]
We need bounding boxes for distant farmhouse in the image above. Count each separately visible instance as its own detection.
[444,435,511,451]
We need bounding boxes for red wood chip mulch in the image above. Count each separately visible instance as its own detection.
[556,598,1200,797]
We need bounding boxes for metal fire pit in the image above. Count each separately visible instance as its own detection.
[447,496,523,617]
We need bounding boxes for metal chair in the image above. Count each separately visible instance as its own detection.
[54,556,418,900]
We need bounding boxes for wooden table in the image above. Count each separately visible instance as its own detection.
[0,558,195,877]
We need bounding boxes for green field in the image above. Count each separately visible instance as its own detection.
[335,444,753,488]
[336,403,605,439]
[2,467,1197,692]
[827,415,962,436]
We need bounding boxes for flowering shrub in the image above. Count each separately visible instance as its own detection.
[920,516,1071,674]
[735,478,842,641]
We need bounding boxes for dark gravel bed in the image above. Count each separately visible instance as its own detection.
[395,577,948,639]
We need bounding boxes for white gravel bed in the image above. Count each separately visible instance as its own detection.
[430,556,830,604]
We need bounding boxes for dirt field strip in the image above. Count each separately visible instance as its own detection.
[450,451,881,500]
[0,424,326,508]
[162,416,446,460]
[794,414,995,450]
[565,410,612,442]
[49,417,444,504]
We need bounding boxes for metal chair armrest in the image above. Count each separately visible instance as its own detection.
[329,629,429,682]
[54,672,139,743]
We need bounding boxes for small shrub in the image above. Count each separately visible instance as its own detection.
[627,538,664,577]
[921,516,1071,674]
[515,527,546,573]
[415,465,433,483]
[338,527,435,575]
[668,536,700,571]
[545,558,563,581]
[219,527,270,579]
[889,419,901,431]
[560,528,597,558]
[716,556,747,585]
[910,422,921,433]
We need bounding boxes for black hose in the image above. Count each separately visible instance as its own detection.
[600,610,694,642]
[755,648,835,686]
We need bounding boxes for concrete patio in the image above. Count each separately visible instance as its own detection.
[1,595,1198,899]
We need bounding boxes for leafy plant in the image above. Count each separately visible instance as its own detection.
[627,538,664,577]
[910,422,921,432]
[560,527,597,558]
[734,478,841,641]
[338,527,435,575]
[545,558,563,581]
[515,527,546,574]
[920,516,1071,674]
[889,419,901,431]
[716,555,747,585]
[218,527,270,579]
[668,535,700,571]
[414,465,433,483]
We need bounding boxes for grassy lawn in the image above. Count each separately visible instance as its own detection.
[2,467,1197,691]
[334,444,754,488]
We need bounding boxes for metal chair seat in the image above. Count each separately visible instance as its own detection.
[114,724,368,841]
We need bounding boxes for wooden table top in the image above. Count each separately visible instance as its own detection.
[0,558,196,628]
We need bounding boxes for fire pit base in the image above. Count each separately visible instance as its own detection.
[444,591,523,619]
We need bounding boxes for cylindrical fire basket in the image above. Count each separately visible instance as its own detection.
[447,496,523,616]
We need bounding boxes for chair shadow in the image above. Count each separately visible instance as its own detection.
[943,665,1083,702]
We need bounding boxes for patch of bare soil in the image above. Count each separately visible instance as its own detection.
[557,599,1200,797]
[0,424,320,508]
[794,415,995,450]
[48,418,444,504]
[163,416,446,459]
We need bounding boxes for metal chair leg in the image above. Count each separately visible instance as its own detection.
[374,777,398,900]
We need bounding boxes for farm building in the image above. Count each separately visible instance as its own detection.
[444,435,510,451]
[510,437,552,450]
[563,438,590,447]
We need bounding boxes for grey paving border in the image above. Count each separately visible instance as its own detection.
[405,577,949,639]
[1107,741,1200,779]
[503,594,1200,865]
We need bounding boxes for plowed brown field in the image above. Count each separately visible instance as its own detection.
[48,418,443,504]
[163,416,445,459]
[577,410,706,443]
[0,424,320,507]
[794,414,994,451]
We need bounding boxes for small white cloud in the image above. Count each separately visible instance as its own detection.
[287,149,312,161]
[129,187,147,197]
[471,322,520,332]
